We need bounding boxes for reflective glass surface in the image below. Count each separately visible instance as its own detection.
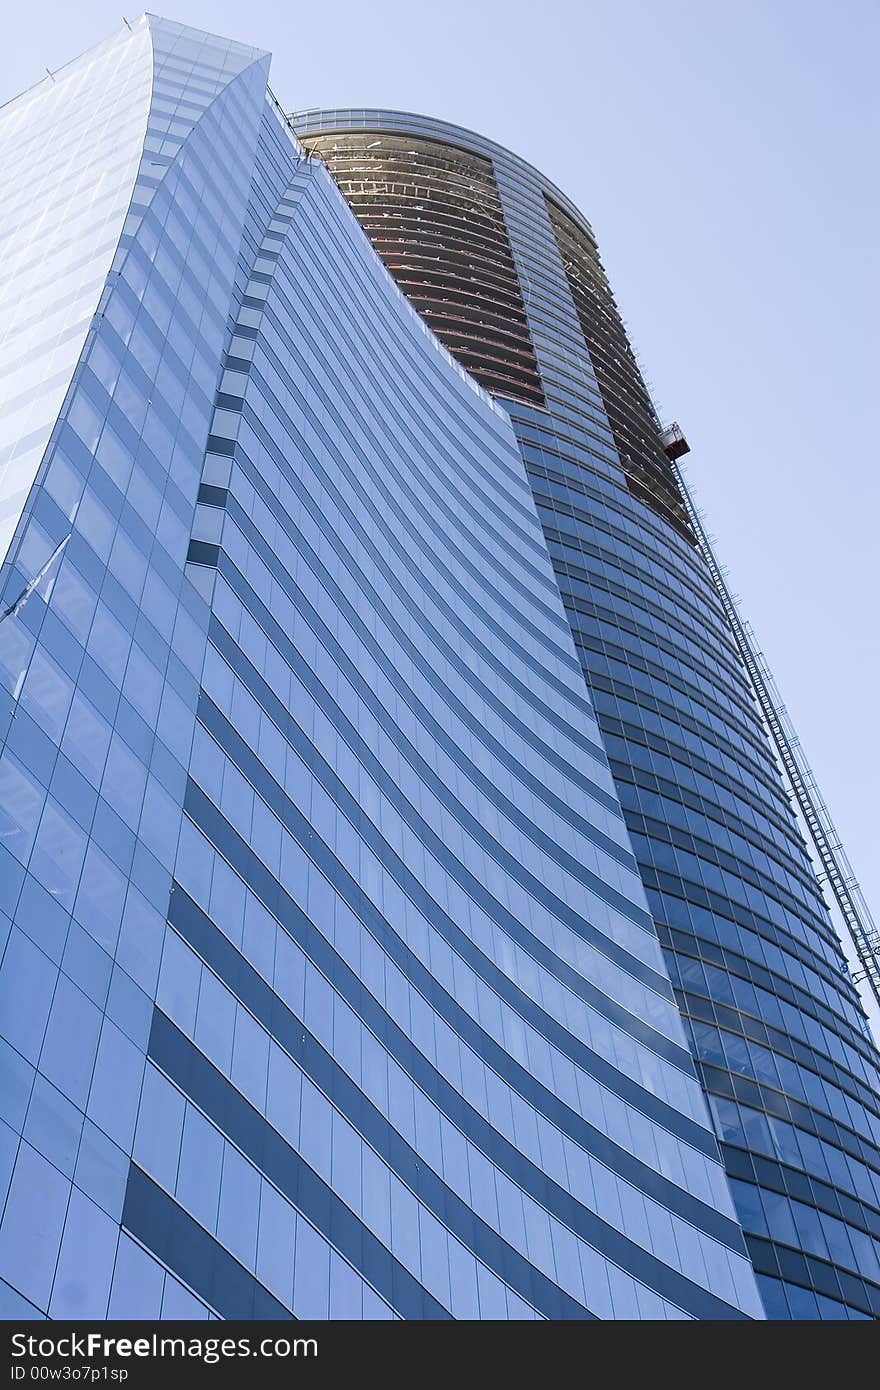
[0,19,769,1321]
[293,107,880,1321]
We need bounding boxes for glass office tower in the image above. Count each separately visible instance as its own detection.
[0,16,874,1325]
[292,111,880,1319]
[0,16,766,1321]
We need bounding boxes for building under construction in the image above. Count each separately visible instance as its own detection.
[296,108,880,1319]
[0,17,877,1322]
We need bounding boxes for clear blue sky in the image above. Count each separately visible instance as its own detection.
[4,2,878,1008]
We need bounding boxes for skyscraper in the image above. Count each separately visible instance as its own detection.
[291,111,880,1319]
[0,15,874,1322]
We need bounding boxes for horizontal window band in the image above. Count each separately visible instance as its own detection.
[201,629,663,1019]
[215,535,623,826]
[720,1144,880,1243]
[231,403,592,740]
[665,929,869,1062]
[559,576,756,726]
[247,243,552,577]
[646,873,867,1056]
[604,736,834,930]
[676,967,875,1104]
[702,1059,880,1181]
[628,778,825,951]
[613,759,820,902]
[531,495,745,680]
[563,584,771,759]
[215,548,643,932]
[122,1165,294,1321]
[169,884,747,1253]
[617,769,830,914]
[209,606,635,903]
[197,695,688,1070]
[218,481,610,805]
[228,399,585,703]
[253,212,549,546]
[148,1011,514,1320]
[206,433,236,455]
[149,1008,749,1321]
[744,1232,880,1318]
[216,525,620,817]
[521,449,716,603]
[186,540,220,568]
[700,1064,879,1172]
[196,483,229,507]
[568,637,781,816]
[183,784,720,1157]
[226,443,593,754]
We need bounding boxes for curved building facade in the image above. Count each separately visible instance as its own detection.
[294,109,880,1319]
[0,18,764,1320]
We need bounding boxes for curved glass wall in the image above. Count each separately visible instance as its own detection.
[295,107,880,1320]
[0,18,762,1320]
[299,130,545,407]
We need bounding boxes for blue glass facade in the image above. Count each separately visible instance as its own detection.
[0,17,766,1320]
[294,110,880,1319]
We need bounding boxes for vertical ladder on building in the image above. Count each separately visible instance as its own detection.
[665,443,880,1017]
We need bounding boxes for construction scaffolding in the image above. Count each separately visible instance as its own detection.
[667,447,880,1018]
